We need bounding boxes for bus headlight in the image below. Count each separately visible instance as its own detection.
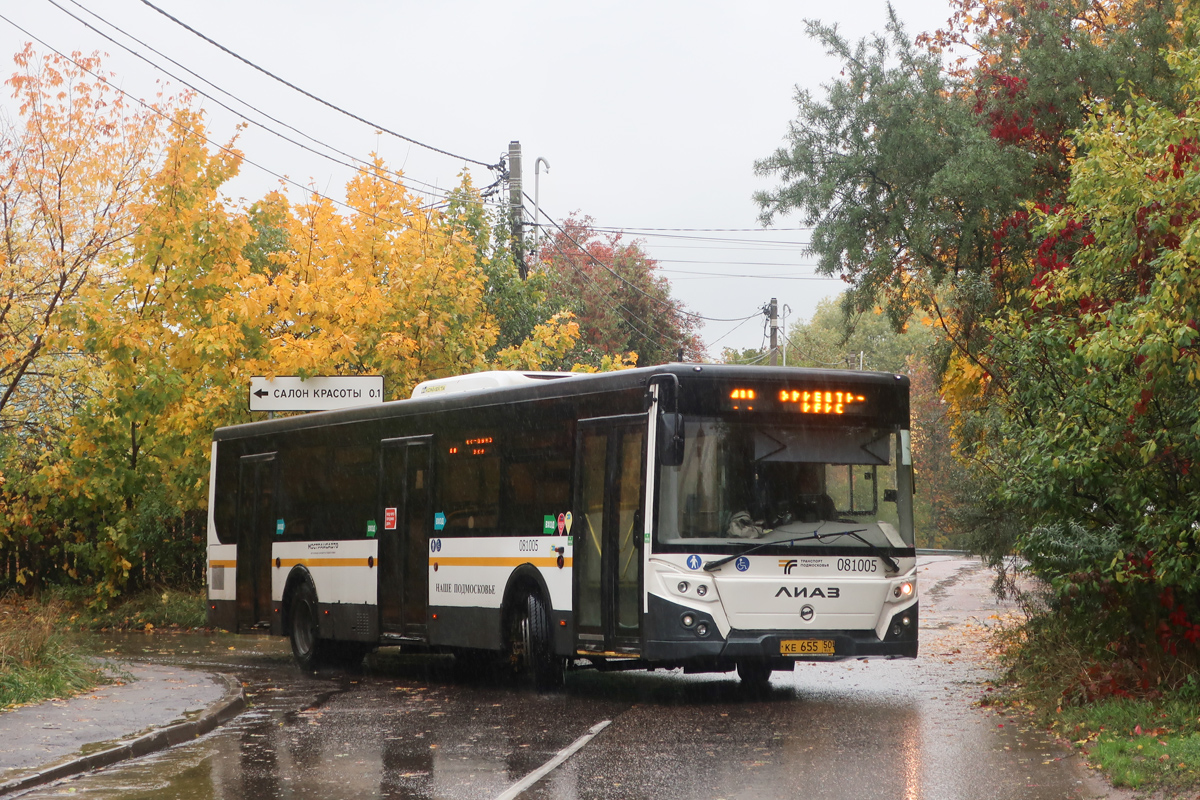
[893,582,913,599]
[696,584,708,597]
[681,613,696,628]
[678,581,690,594]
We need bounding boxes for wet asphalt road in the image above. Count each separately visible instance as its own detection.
[19,557,1111,800]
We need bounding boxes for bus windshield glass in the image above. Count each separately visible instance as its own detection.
[655,418,913,551]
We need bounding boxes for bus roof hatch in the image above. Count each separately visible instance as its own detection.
[410,371,579,399]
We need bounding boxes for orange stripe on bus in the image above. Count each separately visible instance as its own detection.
[430,557,573,569]
[210,556,571,569]
[275,558,373,568]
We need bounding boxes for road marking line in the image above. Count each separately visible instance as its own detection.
[493,719,611,800]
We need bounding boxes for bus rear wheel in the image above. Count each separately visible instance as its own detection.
[288,582,327,671]
[508,592,564,690]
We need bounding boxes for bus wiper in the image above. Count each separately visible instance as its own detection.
[702,528,899,573]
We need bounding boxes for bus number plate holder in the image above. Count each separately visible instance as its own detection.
[781,639,835,655]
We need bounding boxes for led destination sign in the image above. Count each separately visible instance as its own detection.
[725,387,869,415]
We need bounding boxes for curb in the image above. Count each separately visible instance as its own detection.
[0,672,245,797]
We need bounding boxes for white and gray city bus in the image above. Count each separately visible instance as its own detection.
[206,364,918,688]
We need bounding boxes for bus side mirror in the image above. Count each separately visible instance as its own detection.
[659,412,684,467]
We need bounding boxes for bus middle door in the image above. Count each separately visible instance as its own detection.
[379,437,432,638]
[575,416,646,655]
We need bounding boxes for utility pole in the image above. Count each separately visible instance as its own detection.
[781,303,791,367]
[533,157,549,257]
[768,297,779,366]
[508,140,526,278]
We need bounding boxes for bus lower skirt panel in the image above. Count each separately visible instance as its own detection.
[315,602,381,643]
[207,599,237,632]
[429,606,503,651]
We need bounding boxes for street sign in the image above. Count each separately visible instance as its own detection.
[249,376,385,412]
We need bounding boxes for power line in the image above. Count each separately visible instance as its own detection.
[705,313,761,349]
[595,225,815,233]
[660,270,840,281]
[656,259,833,268]
[535,235,671,349]
[590,228,813,247]
[40,0,462,207]
[529,200,763,324]
[136,0,500,171]
[0,13,473,248]
[627,242,812,252]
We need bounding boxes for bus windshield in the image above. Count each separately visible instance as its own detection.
[655,418,913,550]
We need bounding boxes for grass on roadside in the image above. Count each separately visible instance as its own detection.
[1053,698,1200,792]
[0,586,206,710]
[0,598,106,709]
[993,611,1200,795]
[47,585,208,632]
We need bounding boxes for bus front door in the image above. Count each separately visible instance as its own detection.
[379,437,432,638]
[575,417,646,655]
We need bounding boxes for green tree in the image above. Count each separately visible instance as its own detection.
[444,181,561,361]
[755,1,1181,349]
[985,32,1200,665]
[785,297,934,373]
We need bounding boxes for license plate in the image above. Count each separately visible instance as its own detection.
[781,639,835,655]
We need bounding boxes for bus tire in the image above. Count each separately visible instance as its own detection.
[288,581,326,671]
[509,592,564,690]
[736,660,772,690]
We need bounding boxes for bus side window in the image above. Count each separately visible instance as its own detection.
[505,458,570,534]
[278,435,376,540]
[440,432,501,535]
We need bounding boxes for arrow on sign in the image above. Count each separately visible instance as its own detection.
[253,389,270,398]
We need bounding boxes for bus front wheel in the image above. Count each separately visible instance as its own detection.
[736,660,773,690]
[508,592,564,690]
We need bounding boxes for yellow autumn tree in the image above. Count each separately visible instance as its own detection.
[40,111,253,599]
[0,46,177,590]
[0,45,171,445]
[237,157,582,397]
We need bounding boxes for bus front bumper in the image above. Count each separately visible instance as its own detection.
[643,594,918,663]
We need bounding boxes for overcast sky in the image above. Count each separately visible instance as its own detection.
[0,0,956,359]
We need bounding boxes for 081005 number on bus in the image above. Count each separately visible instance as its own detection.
[836,558,878,573]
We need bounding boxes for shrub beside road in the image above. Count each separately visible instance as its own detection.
[0,589,207,710]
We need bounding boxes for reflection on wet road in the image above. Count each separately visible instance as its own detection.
[21,558,1100,800]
